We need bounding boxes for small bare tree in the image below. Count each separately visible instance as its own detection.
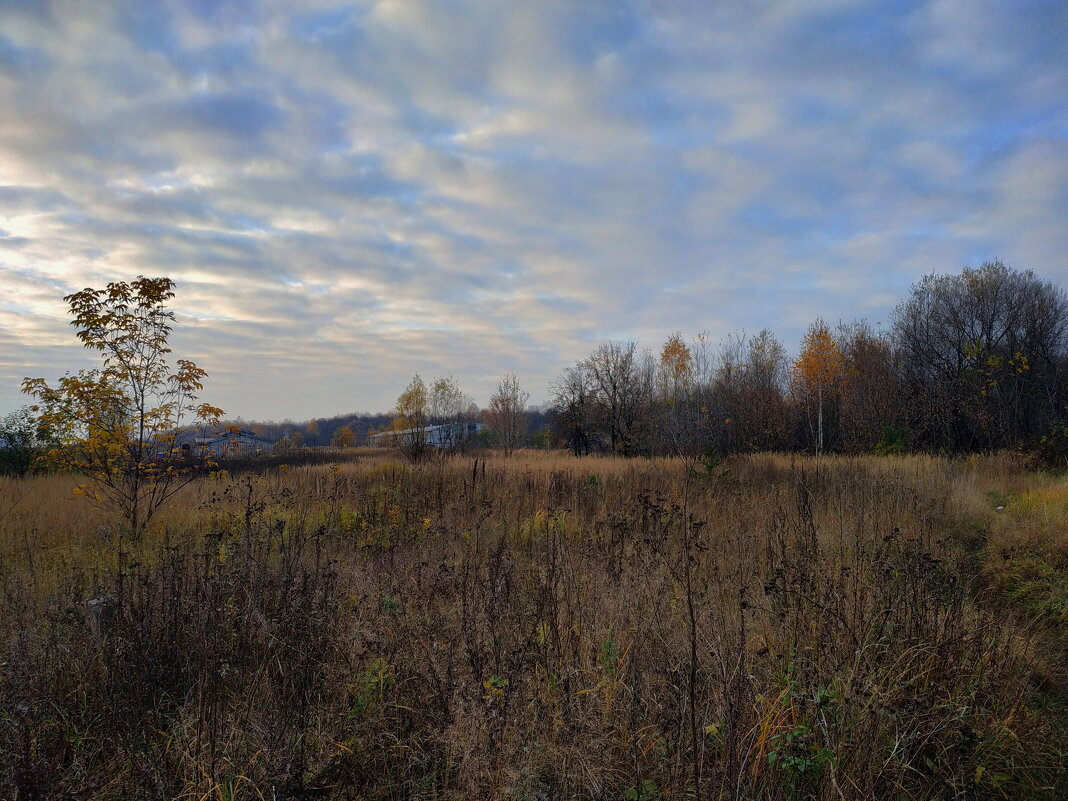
[429,375,477,452]
[550,365,594,456]
[486,373,529,455]
[584,341,649,456]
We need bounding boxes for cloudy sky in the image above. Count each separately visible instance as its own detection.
[1,0,1066,420]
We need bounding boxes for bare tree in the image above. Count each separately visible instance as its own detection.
[550,365,594,456]
[836,321,903,452]
[429,375,478,452]
[732,329,790,453]
[654,333,701,455]
[584,341,649,456]
[485,373,530,455]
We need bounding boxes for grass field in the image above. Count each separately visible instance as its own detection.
[1,450,1065,799]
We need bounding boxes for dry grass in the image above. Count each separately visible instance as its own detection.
[1,450,1065,799]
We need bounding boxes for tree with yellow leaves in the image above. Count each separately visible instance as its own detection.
[305,418,320,446]
[23,277,223,537]
[392,374,431,462]
[331,425,356,448]
[657,332,703,455]
[793,318,845,455]
[660,332,693,397]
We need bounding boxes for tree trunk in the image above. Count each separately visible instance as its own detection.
[817,383,823,457]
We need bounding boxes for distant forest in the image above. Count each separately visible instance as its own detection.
[216,411,554,451]
[214,261,1068,463]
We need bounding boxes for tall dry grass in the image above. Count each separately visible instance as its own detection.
[1,451,1065,799]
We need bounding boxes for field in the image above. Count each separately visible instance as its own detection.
[1,450,1066,800]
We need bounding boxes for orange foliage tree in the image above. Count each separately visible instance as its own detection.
[660,332,693,382]
[658,332,702,454]
[793,318,845,455]
[331,425,355,448]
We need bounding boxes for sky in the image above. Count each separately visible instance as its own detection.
[1,0,1067,420]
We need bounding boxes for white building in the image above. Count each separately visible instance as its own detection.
[369,421,484,449]
[192,429,275,457]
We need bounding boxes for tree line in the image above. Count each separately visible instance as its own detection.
[545,261,1068,459]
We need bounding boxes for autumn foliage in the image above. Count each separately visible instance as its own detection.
[546,263,1068,459]
[792,319,845,454]
[22,277,222,535]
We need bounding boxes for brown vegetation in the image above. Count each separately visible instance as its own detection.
[548,262,1068,459]
[1,450,1065,799]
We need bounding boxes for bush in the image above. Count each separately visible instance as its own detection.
[0,407,43,477]
[1030,421,1068,470]
[874,424,908,456]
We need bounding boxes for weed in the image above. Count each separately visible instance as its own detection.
[0,451,1065,799]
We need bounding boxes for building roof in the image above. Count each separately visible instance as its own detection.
[196,429,275,446]
[369,422,483,441]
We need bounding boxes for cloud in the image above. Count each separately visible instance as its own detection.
[1,0,1066,418]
